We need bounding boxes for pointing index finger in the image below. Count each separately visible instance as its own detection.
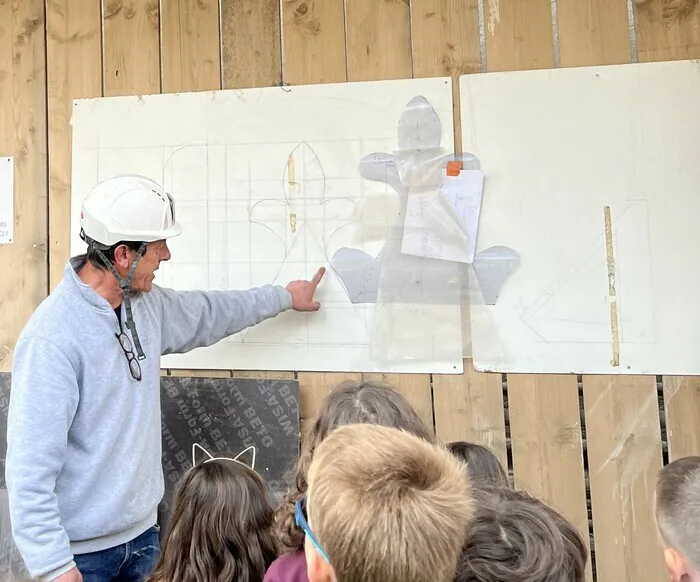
[310,266,326,289]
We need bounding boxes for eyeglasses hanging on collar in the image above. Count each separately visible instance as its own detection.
[116,331,142,381]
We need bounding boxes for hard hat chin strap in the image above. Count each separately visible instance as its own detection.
[93,242,148,361]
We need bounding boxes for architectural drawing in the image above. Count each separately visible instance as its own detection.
[70,78,474,373]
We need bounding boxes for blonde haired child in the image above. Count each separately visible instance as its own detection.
[265,380,435,582]
[302,424,473,582]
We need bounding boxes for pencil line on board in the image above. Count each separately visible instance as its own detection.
[604,205,620,367]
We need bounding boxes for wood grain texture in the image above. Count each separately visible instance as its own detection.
[102,0,161,96]
[663,376,700,460]
[161,0,221,93]
[0,0,48,372]
[508,374,591,582]
[221,0,282,88]
[345,0,412,81]
[557,0,631,66]
[484,0,555,71]
[432,364,506,462]
[46,0,102,290]
[635,0,700,61]
[582,375,666,581]
[281,0,347,85]
[410,0,481,77]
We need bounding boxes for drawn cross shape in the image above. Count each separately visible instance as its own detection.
[247,141,357,288]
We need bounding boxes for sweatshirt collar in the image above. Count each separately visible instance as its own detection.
[65,255,117,312]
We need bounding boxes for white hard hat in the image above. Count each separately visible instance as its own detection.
[80,174,182,247]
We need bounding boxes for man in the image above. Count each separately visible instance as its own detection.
[6,174,325,582]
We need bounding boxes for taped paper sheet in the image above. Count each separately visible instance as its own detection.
[0,157,13,244]
[70,79,466,374]
[442,169,485,263]
[401,168,484,264]
[461,59,700,375]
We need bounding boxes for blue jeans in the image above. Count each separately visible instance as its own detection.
[73,525,161,582]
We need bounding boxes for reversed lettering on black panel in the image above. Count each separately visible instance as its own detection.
[158,376,300,532]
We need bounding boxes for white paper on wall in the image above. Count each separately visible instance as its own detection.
[0,157,13,245]
[69,79,464,374]
[462,59,700,375]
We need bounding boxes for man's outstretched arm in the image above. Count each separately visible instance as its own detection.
[156,267,326,355]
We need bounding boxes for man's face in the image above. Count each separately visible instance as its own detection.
[117,240,171,293]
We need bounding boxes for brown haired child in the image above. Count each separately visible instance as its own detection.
[454,485,587,582]
[446,441,509,487]
[147,446,277,582]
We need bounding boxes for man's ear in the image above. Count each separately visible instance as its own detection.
[664,547,689,582]
[112,244,131,269]
[304,535,335,582]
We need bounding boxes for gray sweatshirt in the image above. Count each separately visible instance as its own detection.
[5,255,292,579]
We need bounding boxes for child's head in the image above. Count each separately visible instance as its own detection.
[447,441,509,487]
[148,454,277,582]
[455,485,587,582]
[275,379,435,551]
[301,423,473,582]
[655,456,700,581]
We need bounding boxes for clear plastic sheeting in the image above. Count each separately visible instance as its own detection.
[325,94,520,365]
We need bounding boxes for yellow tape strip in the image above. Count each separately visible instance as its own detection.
[287,154,297,233]
[604,205,620,367]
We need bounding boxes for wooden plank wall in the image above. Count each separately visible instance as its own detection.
[0,1,698,579]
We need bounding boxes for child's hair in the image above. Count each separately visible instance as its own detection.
[146,456,277,582]
[275,379,435,551]
[655,455,700,571]
[447,441,509,487]
[454,485,588,582]
[307,423,473,582]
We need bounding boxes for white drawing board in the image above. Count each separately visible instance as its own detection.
[461,59,700,375]
[70,78,464,374]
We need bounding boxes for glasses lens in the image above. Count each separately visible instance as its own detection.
[118,333,133,352]
[129,358,141,380]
